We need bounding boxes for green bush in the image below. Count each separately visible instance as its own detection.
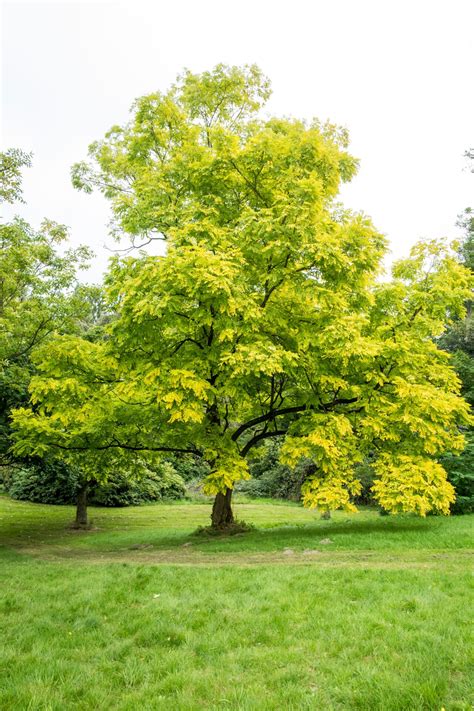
[5,459,186,507]
[90,463,186,506]
[440,431,474,514]
[6,459,81,504]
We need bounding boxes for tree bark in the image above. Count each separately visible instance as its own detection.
[211,488,234,528]
[74,483,89,528]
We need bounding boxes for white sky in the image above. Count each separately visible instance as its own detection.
[2,0,473,281]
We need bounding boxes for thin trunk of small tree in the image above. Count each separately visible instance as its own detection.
[211,487,234,528]
[321,510,331,520]
[74,483,88,528]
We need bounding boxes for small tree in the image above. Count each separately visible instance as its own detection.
[12,66,472,528]
[0,152,92,429]
[0,150,96,523]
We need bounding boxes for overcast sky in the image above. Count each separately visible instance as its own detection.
[2,0,473,281]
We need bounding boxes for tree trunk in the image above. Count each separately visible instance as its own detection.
[74,484,89,528]
[321,510,331,520]
[211,488,234,528]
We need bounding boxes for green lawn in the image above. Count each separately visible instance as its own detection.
[0,496,472,710]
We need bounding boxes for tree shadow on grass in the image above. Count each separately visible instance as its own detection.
[180,515,445,555]
[0,496,450,557]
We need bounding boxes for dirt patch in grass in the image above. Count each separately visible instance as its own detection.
[15,544,474,570]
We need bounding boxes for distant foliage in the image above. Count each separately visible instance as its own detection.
[437,206,474,514]
[440,433,474,514]
[353,459,377,505]
[165,454,211,483]
[237,441,307,500]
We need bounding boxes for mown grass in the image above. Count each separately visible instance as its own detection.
[0,495,473,710]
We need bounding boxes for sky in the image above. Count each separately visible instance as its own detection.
[1,0,473,281]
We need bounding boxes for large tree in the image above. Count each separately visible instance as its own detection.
[12,66,472,527]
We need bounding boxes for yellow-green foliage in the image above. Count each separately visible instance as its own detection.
[202,455,250,496]
[301,475,362,513]
[372,456,456,516]
[12,66,474,514]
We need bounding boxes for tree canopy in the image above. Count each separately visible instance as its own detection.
[12,65,473,526]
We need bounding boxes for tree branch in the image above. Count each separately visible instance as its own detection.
[47,441,202,456]
[239,429,288,457]
[232,395,360,442]
[231,405,309,441]
[169,337,205,355]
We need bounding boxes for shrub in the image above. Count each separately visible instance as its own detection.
[440,431,474,514]
[5,459,186,507]
[90,463,186,506]
[6,459,81,504]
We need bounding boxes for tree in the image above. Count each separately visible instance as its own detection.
[12,66,472,528]
[437,151,474,512]
[0,150,94,522]
[439,208,474,404]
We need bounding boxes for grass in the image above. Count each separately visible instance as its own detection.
[0,495,473,710]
